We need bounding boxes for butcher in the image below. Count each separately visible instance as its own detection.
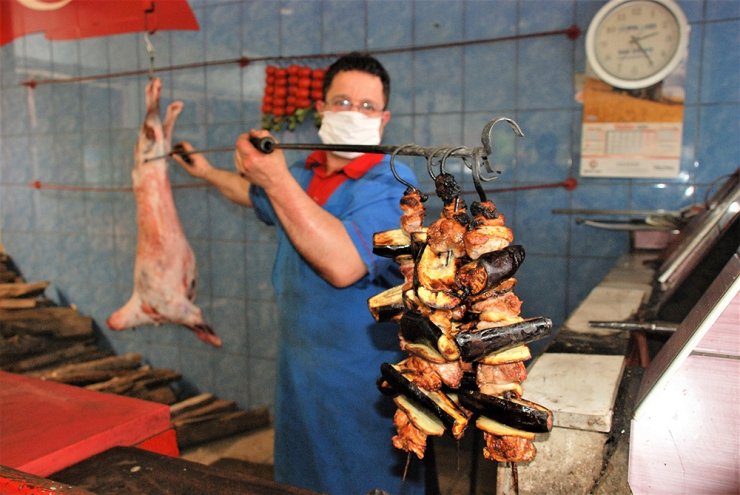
[173,52,425,494]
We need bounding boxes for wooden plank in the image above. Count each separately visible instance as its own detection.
[175,408,271,449]
[0,333,50,358]
[50,446,319,495]
[134,385,178,405]
[170,393,216,418]
[0,307,93,338]
[86,367,177,394]
[28,353,142,383]
[0,281,48,298]
[3,342,100,373]
[172,399,238,425]
[0,298,39,309]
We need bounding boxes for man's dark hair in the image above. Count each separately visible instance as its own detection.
[322,52,391,109]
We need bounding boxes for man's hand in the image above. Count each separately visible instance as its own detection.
[171,141,214,179]
[234,130,289,193]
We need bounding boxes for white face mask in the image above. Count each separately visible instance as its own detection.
[318,110,382,160]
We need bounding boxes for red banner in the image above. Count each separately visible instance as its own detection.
[0,0,199,47]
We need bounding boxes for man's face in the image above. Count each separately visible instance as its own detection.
[315,70,391,136]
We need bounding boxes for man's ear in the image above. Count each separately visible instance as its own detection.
[379,110,391,135]
[315,100,325,113]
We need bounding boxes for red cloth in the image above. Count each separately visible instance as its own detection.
[0,0,199,47]
[305,151,384,206]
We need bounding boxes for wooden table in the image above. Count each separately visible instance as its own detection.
[0,370,177,477]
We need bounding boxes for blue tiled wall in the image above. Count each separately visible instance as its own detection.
[1,0,738,412]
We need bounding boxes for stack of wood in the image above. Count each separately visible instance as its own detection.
[0,248,270,450]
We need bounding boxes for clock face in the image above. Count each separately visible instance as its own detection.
[586,0,689,89]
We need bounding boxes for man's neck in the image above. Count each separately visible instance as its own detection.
[325,152,351,175]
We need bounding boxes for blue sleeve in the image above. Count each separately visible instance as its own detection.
[341,159,418,283]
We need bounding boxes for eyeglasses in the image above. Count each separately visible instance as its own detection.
[327,96,382,115]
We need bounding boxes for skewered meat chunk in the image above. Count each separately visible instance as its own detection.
[470,291,522,318]
[464,200,513,260]
[434,173,462,204]
[483,433,536,463]
[400,189,426,234]
[402,356,465,390]
[477,362,528,397]
[470,200,505,226]
[464,225,514,260]
[427,215,468,257]
[397,254,415,290]
[427,199,470,258]
[392,409,428,460]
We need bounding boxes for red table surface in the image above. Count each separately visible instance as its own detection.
[0,370,177,477]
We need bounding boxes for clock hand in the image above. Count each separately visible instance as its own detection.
[633,31,658,42]
[630,35,654,65]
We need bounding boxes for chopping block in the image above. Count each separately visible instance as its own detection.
[0,370,177,478]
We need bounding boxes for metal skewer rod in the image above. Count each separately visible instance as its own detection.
[145,136,476,163]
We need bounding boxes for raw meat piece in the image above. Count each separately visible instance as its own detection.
[107,78,220,347]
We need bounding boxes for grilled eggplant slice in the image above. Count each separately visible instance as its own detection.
[416,286,462,310]
[456,245,525,296]
[373,228,412,258]
[475,416,535,440]
[457,389,552,433]
[416,244,457,291]
[399,312,460,361]
[380,362,468,439]
[400,341,447,364]
[394,395,445,436]
[368,284,404,322]
[454,316,552,362]
[478,344,531,365]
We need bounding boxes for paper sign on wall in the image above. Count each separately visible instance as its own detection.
[579,63,686,179]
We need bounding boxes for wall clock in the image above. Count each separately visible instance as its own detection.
[585,0,689,90]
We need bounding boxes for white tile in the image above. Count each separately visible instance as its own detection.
[524,353,625,433]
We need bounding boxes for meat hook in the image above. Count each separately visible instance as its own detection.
[144,32,156,80]
[470,147,489,202]
[481,117,524,158]
[477,117,524,184]
[390,143,428,200]
[439,145,467,178]
[425,146,450,181]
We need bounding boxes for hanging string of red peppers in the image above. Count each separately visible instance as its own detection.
[261,64,326,132]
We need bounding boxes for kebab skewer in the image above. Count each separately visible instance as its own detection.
[369,172,554,465]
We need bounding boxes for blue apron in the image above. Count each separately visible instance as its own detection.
[250,156,425,495]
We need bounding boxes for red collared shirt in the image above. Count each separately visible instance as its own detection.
[304,151,385,205]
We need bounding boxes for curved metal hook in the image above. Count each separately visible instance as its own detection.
[470,147,488,203]
[480,117,524,158]
[426,146,449,181]
[439,146,467,176]
[390,144,425,196]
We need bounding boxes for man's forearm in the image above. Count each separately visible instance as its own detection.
[266,178,367,287]
[202,168,252,207]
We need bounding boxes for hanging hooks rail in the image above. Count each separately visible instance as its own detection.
[20,26,581,88]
